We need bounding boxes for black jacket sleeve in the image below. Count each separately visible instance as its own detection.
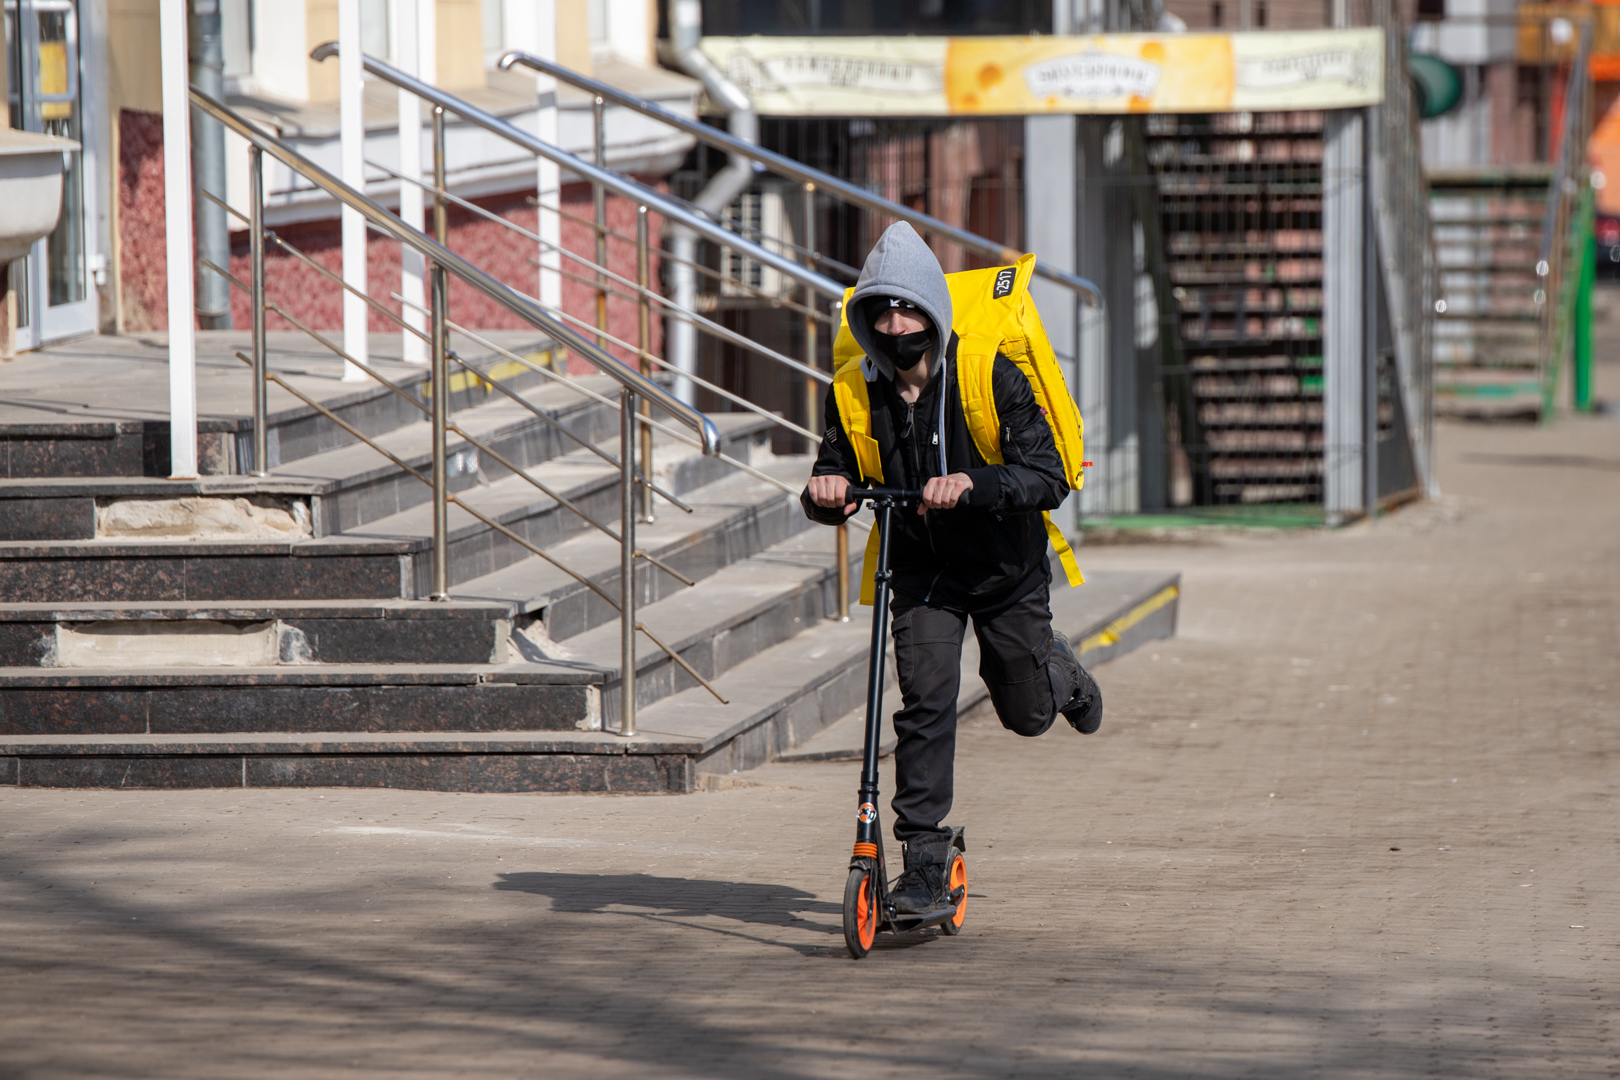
[800,387,862,526]
[958,355,1070,515]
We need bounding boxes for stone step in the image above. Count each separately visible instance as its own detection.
[455,457,816,642]
[0,536,417,605]
[0,730,696,792]
[0,331,557,479]
[551,522,859,720]
[346,412,772,597]
[0,476,326,544]
[267,369,623,537]
[0,419,781,605]
[0,599,514,668]
[0,664,600,738]
[0,468,826,734]
[647,569,1182,779]
[0,569,1180,791]
[0,354,597,544]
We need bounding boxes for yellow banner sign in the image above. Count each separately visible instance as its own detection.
[701,30,1384,115]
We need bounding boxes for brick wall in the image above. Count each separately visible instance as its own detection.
[116,107,665,373]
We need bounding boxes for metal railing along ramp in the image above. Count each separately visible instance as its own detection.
[0,50,1179,793]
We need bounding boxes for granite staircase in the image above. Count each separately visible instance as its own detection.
[0,331,1185,793]
[1,343,1179,794]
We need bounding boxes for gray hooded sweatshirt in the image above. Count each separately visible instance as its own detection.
[846,222,954,381]
[803,221,1068,610]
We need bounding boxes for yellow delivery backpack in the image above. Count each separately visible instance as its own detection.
[831,252,1086,604]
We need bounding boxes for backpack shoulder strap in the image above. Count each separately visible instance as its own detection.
[954,336,1002,466]
[831,359,884,486]
[830,358,887,605]
[954,340,1083,586]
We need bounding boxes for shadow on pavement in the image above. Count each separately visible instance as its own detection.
[495,870,853,954]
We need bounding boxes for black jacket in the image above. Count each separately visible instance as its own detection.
[801,333,1069,613]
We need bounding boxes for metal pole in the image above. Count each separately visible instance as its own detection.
[809,180,848,620]
[835,519,850,621]
[637,205,655,523]
[803,182,819,447]
[430,106,450,601]
[189,0,233,330]
[620,386,638,736]
[249,145,269,475]
[432,107,448,246]
[594,95,608,349]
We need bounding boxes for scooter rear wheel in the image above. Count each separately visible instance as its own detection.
[843,866,879,958]
[940,851,967,935]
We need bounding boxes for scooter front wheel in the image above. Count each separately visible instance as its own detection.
[939,851,967,936]
[843,865,879,958]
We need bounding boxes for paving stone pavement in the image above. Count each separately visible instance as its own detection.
[3,410,1618,1078]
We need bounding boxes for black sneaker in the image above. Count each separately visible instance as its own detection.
[887,835,952,915]
[1051,632,1103,734]
[1062,665,1103,733]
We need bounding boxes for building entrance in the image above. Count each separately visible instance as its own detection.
[5,0,97,348]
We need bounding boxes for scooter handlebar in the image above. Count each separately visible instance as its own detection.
[848,486,924,506]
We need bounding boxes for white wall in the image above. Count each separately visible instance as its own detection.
[252,0,308,100]
[605,0,650,65]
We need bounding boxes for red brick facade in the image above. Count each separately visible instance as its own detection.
[117,108,665,373]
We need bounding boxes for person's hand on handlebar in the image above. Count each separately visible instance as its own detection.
[920,473,973,513]
[808,474,858,517]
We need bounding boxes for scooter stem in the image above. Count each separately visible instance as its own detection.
[858,499,896,819]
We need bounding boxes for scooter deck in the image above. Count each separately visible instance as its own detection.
[888,906,959,932]
[886,890,965,933]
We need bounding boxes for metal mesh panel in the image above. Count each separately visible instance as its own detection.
[1144,110,1328,506]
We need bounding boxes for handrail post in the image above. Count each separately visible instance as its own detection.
[593,95,608,349]
[620,386,638,736]
[637,204,655,523]
[807,183,849,620]
[835,518,850,622]
[248,144,269,475]
[429,105,450,601]
[802,181,818,448]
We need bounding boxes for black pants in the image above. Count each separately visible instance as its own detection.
[889,583,1077,843]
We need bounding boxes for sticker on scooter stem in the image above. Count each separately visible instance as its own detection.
[857,803,877,824]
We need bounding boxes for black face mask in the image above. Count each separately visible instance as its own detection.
[872,327,933,372]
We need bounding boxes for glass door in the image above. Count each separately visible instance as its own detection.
[5,0,96,347]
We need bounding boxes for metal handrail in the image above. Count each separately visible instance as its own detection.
[1535,23,1591,277]
[524,190,854,308]
[498,49,1103,307]
[310,42,847,303]
[191,86,720,457]
[1533,22,1593,417]
[196,86,734,734]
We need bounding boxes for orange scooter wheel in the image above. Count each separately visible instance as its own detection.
[940,852,967,935]
[843,866,879,959]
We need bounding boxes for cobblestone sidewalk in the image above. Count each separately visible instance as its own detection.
[2,412,1616,1079]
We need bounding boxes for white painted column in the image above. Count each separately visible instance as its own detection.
[533,0,562,319]
[339,0,368,380]
[1322,108,1367,521]
[160,0,198,478]
[1025,112,1081,531]
[392,0,426,363]
[1074,118,1115,518]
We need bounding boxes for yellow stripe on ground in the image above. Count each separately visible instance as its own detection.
[429,353,558,398]
[1078,584,1179,656]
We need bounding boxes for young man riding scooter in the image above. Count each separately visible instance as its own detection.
[803,222,1103,917]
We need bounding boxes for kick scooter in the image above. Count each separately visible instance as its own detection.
[842,486,967,960]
